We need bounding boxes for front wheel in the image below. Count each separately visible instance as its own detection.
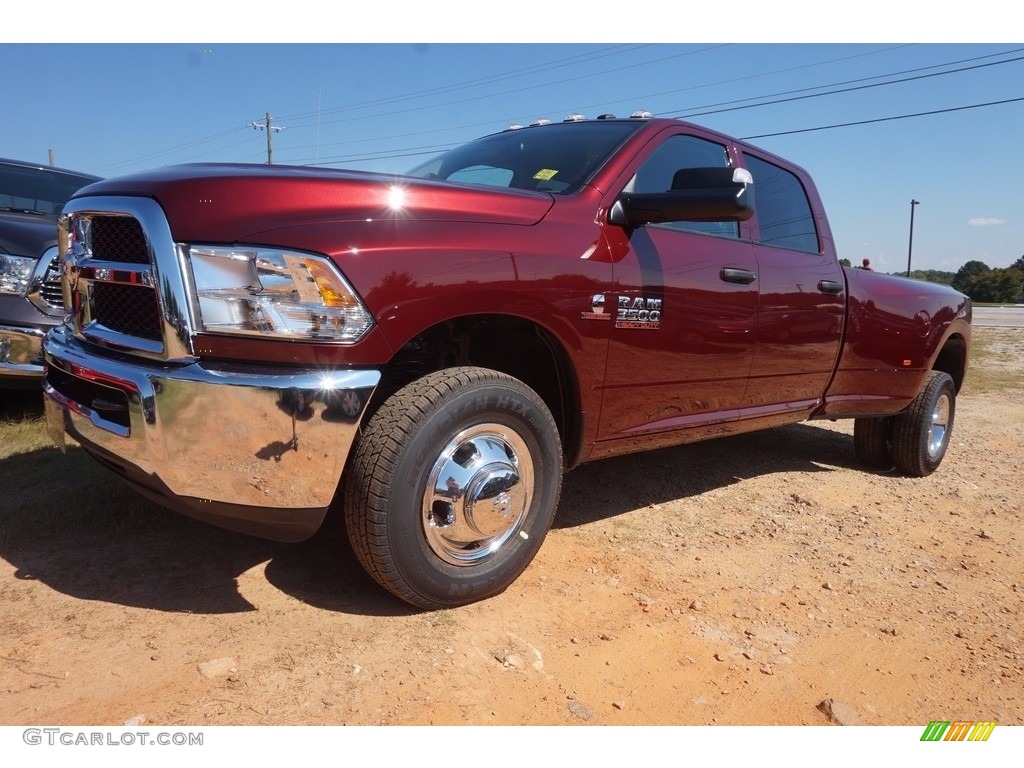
[891,370,956,477]
[343,367,563,609]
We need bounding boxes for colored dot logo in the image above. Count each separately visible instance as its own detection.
[920,720,997,742]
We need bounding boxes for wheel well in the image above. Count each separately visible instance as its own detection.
[367,316,582,467]
[933,333,967,393]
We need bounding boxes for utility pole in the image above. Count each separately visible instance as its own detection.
[249,113,285,164]
[906,199,920,278]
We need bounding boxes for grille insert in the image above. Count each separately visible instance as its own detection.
[92,282,163,341]
[91,216,150,264]
[41,278,64,309]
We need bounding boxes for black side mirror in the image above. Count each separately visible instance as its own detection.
[609,166,754,228]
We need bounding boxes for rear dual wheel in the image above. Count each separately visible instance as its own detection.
[853,370,956,477]
[343,367,562,610]
[853,416,894,470]
[891,370,956,477]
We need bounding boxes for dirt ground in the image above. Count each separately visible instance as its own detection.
[1,327,1020,728]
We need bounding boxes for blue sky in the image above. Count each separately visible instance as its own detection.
[4,5,1021,275]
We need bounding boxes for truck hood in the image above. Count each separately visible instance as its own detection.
[74,163,555,242]
[0,210,59,258]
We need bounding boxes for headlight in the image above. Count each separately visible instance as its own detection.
[0,254,36,296]
[186,245,374,343]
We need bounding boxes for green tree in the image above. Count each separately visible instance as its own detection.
[951,260,990,294]
[838,257,851,268]
[907,269,955,285]
[951,261,1023,302]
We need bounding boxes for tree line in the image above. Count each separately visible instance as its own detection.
[947,257,1024,303]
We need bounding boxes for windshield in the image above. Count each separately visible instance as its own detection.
[407,121,644,194]
[0,162,100,215]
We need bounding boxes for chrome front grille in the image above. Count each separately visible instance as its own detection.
[59,196,196,362]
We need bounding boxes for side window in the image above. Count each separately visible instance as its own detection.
[743,155,819,253]
[628,135,738,238]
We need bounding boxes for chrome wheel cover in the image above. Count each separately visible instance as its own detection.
[421,424,534,566]
[927,391,952,460]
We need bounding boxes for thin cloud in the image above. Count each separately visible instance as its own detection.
[968,217,1006,227]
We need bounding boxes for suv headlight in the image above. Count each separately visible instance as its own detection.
[186,245,374,343]
[0,254,36,296]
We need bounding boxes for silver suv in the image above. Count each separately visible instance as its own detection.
[1,158,99,386]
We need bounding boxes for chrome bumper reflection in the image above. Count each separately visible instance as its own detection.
[43,326,380,514]
[0,325,46,378]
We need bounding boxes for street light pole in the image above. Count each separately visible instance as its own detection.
[906,199,920,278]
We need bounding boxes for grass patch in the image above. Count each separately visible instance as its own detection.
[963,368,1023,394]
[0,414,53,460]
[962,327,1024,394]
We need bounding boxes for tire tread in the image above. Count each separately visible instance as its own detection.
[890,370,956,477]
[343,367,560,609]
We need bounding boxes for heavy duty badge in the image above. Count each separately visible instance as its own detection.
[615,296,662,329]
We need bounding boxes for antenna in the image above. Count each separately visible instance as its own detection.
[315,86,322,167]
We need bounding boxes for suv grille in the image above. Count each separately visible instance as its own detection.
[41,275,64,309]
[91,216,150,264]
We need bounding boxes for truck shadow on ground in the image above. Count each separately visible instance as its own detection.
[555,421,860,529]
[0,420,862,618]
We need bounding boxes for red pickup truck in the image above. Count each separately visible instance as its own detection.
[43,114,970,609]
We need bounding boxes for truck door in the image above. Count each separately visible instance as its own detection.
[595,132,759,448]
[741,152,845,415]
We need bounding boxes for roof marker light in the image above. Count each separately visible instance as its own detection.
[563,113,587,122]
[530,118,552,127]
[630,110,654,119]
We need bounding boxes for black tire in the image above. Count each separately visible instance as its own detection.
[891,370,956,477]
[343,367,563,609]
[853,417,894,470]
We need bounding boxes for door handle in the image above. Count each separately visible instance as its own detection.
[817,280,844,295]
[720,268,757,285]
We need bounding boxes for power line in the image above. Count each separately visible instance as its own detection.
[673,51,1024,120]
[740,96,1024,139]
[275,46,1022,159]
[91,46,1024,173]
[90,125,247,173]
[286,46,734,136]
[274,45,656,122]
[90,45,662,172]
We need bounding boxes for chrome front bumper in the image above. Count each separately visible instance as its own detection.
[43,326,380,541]
[0,324,46,379]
